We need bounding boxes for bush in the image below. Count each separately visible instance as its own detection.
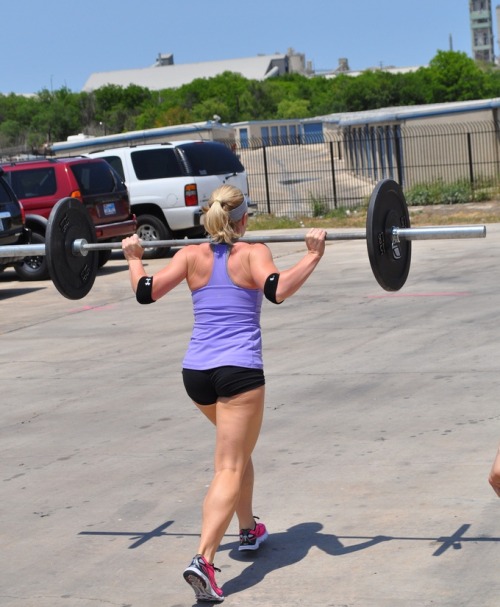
[439,181,472,204]
[310,194,329,217]
[405,184,435,205]
[405,180,472,205]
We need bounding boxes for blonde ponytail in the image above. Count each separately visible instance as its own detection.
[203,185,247,244]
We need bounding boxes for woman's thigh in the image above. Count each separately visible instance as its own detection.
[214,386,265,471]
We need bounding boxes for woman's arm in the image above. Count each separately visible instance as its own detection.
[249,228,327,303]
[122,234,189,301]
[489,446,500,497]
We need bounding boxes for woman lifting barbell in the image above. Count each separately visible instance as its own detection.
[121,184,326,602]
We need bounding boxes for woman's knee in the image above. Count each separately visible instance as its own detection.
[212,465,246,488]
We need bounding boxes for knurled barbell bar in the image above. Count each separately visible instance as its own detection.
[0,179,487,300]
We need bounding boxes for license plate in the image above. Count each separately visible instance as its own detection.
[102,202,116,216]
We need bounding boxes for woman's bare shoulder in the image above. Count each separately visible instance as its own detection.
[233,241,271,256]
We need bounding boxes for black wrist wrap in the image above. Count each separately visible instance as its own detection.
[136,276,155,304]
[264,273,282,304]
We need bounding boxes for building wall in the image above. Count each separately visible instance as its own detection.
[232,120,305,148]
[336,108,500,188]
[469,0,495,63]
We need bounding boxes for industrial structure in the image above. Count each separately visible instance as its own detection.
[469,0,495,63]
[83,48,314,92]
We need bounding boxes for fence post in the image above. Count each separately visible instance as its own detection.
[329,141,338,209]
[467,132,474,187]
[493,114,500,175]
[393,125,403,185]
[262,145,271,214]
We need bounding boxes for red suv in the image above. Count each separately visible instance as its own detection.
[1,157,137,280]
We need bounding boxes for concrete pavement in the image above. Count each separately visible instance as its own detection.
[1,225,500,606]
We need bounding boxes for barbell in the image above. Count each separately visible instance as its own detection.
[0,179,487,300]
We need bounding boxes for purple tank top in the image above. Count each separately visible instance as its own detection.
[182,244,264,370]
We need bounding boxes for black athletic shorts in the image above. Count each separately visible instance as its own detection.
[182,366,265,406]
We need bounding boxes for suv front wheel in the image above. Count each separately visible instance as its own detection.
[14,231,50,281]
[136,214,172,259]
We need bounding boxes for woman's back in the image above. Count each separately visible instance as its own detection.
[182,243,264,370]
[183,241,266,292]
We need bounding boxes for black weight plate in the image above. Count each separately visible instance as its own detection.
[366,179,411,291]
[46,198,98,300]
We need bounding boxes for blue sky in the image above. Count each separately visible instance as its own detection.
[0,0,486,95]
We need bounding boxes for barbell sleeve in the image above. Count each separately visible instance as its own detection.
[0,243,46,257]
[393,225,487,241]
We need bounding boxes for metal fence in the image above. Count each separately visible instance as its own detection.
[231,120,500,217]
[3,119,500,217]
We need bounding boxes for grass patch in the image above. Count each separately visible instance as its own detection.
[405,178,500,206]
[248,206,366,231]
[247,179,500,232]
[310,194,329,217]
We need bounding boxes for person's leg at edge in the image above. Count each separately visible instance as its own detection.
[235,457,256,531]
[196,403,258,532]
[194,386,265,564]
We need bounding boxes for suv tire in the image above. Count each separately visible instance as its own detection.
[136,214,172,259]
[14,231,49,281]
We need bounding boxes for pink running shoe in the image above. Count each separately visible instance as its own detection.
[183,554,224,602]
[239,519,269,551]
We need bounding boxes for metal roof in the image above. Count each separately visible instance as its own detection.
[83,54,287,92]
[49,121,232,154]
[312,98,500,127]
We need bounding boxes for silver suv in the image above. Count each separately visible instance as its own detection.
[87,141,250,258]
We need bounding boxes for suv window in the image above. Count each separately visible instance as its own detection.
[0,177,13,203]
[70,162,117,194]
[0,173,29,260]
[6,167,57,199]
[131,148,183,180]
[100,156,125,181]
[179,142,244,176]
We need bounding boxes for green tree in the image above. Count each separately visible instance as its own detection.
[156,106,194,127]
[335,70,404,111]
[391,69,432,106]
[307,76,340,116]
[0,119,24,147]
[191,99,231,122]
[425,50,489,102]
[276,98,310,119]
[175,72,251,122]
[92,84,153,132]
[262,74,314,118]
[238,81,275,120]
[30,87,81,145]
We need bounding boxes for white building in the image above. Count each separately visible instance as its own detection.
[83,48,313,92]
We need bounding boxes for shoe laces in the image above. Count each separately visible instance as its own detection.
[201,555,220,573]
[241,515,260,533]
